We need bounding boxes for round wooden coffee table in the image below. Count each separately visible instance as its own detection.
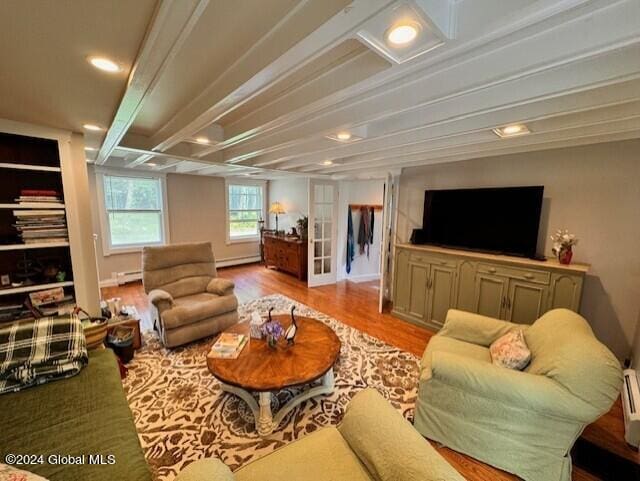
[207,314,340,436]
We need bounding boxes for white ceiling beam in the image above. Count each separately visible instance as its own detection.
[222,0,640,164]
[146,0,396,157]
[96,0,209,165]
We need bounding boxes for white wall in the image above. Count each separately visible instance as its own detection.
[337,179,385,282]
[88,166,261,284]
[397,139,640,361]
[267,178,308,232]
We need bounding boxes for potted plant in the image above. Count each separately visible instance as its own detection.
[296,216,308,239]
[550,229,579,265]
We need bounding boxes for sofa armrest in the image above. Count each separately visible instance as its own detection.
[338,388,466,481]
[206,278,235,296]
[430,351,599,422]
[439,309,523,347]
[175,459,235,481]
[148,289,174,312]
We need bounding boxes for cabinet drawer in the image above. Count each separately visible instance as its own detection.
[477,263,550,285]
[409,252,457,268]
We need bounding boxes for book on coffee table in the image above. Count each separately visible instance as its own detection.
[208,333,248,359]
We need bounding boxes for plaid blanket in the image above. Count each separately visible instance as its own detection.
[0,315,88,395]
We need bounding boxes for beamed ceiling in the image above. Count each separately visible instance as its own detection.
[1,0,639,179]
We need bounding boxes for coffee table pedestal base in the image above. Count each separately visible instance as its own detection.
[220,368,335,436]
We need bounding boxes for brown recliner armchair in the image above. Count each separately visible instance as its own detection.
[142,242,238,347]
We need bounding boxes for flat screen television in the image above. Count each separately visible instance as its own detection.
[421,186,544,258]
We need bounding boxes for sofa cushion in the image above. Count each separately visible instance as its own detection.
[421,334,491,380]
[524,309,622,411]
[0,349,151,481]
[162,293,238,330]
[234,427,372,481]
[0,464,48,481]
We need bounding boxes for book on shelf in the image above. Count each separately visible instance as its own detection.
[207,333,249,359]
[19,189,60,197]
[13,210,65,217]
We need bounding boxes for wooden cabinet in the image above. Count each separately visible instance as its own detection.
[263,234,307,280]
[392,244,587,330]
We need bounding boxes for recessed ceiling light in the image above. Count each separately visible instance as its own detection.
[322,160,334,166]
[146,162,157,167]
[83,123,103,131]
[88,56,121,73]
[336,132,352,141]
[84,146,96,152]
[387,23,418,46]
[493,124,531,138]
[195,137,210,144]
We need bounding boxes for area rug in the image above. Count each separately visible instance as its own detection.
[123,294,420,481]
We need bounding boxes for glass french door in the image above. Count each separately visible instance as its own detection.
[308,179,338,287]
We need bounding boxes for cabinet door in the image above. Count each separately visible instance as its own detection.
[392,249,411,313]
[408,263,430,320]
[474,273,508,319]
[505,280,549,325]
[455,260,477,312]
[427,264,457,328]
[548,273,583,311]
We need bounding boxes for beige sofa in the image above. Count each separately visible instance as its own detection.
[142,242,238,347]
[175,388,467,481]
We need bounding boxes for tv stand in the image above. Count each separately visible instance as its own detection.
[392,244,588,331]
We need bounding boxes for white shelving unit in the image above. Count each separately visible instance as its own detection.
[0,281,74,297]
[0,242,70,251]
[0,162,61,172]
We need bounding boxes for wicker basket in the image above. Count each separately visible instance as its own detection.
[78,308,108,350]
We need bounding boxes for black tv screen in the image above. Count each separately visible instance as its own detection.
[422,186,544,258]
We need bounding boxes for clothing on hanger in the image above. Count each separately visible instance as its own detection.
[346,207,354,273]
[357,206,372,258]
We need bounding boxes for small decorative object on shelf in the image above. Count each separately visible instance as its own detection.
[250,311,265,339]
[262,307,284,349]
[285,305,298,345]
[550,229,578,265]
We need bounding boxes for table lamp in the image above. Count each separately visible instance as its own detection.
[269,201,286,233]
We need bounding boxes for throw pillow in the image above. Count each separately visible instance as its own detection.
[490,330,531,370]
[0,464,48,481]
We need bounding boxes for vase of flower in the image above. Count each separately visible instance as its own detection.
[550,229,578,265]
[261,307,284,350]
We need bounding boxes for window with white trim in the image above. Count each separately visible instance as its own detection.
[101,173,167,250]
[227,183,264,241]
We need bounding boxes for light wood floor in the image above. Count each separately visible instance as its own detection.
[103,263,604,481]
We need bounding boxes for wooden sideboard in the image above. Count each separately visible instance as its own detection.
[263,234,307,280]
[392,243,588,331]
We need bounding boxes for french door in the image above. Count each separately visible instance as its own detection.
[308,179,338,287]
[378,173,397,312]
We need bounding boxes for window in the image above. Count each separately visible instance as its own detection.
[227,183,264,241]
[99,172,168,253]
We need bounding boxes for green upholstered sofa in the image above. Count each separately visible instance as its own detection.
[0,349,152,481]
[415,308,622,481]
[175,388,467,481]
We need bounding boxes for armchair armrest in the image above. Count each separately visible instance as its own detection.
[439,309,523,347]
[430,351,599,422]
[338,388,466,481]
[206,277,235,296]
[148,289,174,311]
[175,458,235,481]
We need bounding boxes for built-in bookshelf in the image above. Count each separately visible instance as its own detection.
[0,132,75,323]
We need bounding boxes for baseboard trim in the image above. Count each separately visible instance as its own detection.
[344,273,380,283]
[99,255,262,287]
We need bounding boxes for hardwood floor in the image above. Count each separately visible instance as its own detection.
[103,262,612,481]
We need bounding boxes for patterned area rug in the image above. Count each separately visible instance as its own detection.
[124,294,420,481]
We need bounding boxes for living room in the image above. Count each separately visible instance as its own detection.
[1,1,639,481]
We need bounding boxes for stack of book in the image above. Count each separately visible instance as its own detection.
[13,210,68,244]
[16,189,63,207]
[207,332,248,359]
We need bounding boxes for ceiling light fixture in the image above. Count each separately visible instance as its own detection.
[84,146,96,152]
[322,160,334,166]
[493,124,531,138]
[387,23,418,46]
[88,56,121,73]
[336,132,352,141]
[146,162,157,167]
[195,137,210,144]
[83,123,103,131]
